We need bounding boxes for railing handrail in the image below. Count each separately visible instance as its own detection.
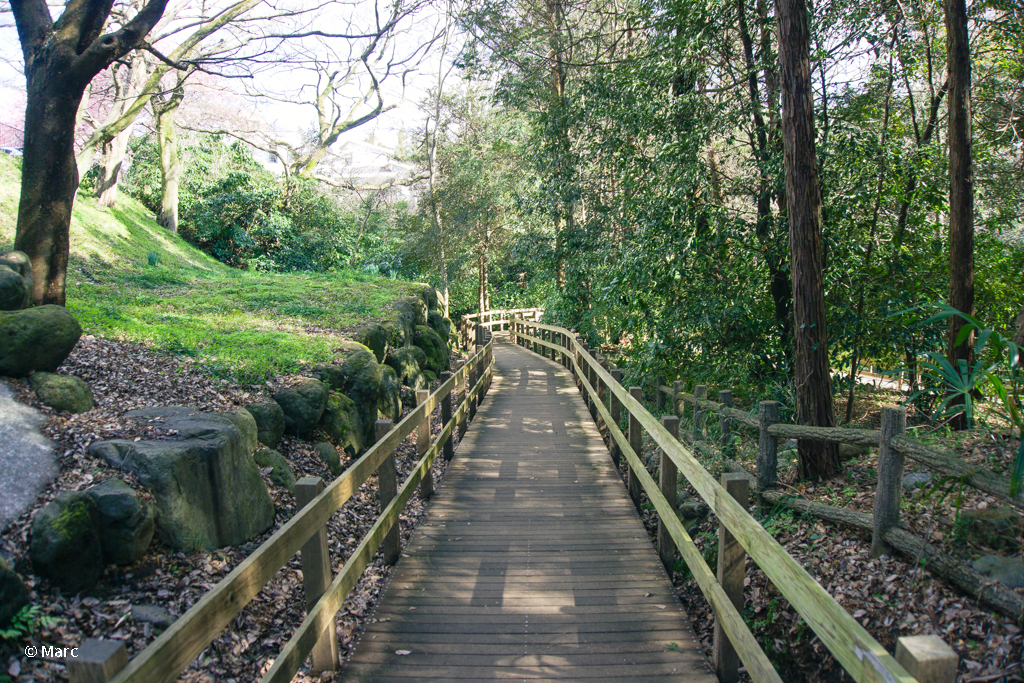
[85,332,496,683]
[510,318,918,683]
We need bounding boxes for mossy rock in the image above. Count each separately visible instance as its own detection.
[339,349,383,445]
[423,369,437,384]
[413,284,439,312]
[0,558,29,628]
[378,365,401,422]
[85,478,155,566]
[382,318,411,349]
[254,448,296,493]
[246,401,285,449]
[400,386,417,409]
[0,305,82,377]
[314,442,343,477]
[311,364,346,391]
[0,250,32,311]
[353,323,388,363]
[428,311,451,343]
[273,378,328,439]
[319,392,364,457]
[414,325,449,374]
[30,492,103,593]
[396,296,428,328]
[386,346,428,389]
[29,372,94,413]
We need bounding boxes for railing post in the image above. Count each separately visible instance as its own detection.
[757,401,780,512]
[656,374,667,411]
[468,356,478,421]
[416,389,434,501]
[67,639,127,683]
[375,419,401,565]
[475,345,485,406]
[714,473,749,683]
[440,371,454,461]
[658,416,680,572]
[609,368,623,466]
[693,384,708,442]
[456,360,468,439]
[594,354,606,429]
[627,387,643,510]
[579,343,591,408]
[296,476,339,672]
[895,635,958,683]
[871,405,907,558]
[719,390,734,455]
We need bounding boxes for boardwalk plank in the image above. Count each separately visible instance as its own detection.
[341,336,716,682]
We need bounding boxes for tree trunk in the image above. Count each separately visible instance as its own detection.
[93,52,151,207]
[15,73,82,306]
[155,86,185,233]
[775,0,839,479]
[945,0,974,431]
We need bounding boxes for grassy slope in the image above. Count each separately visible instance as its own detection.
[0,154,416,384]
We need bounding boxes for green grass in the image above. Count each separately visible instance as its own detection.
[0,154,420,384]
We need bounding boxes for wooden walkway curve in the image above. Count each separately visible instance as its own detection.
[342,335,716,682]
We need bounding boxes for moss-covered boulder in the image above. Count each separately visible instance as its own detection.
[0,251,32,311]
[87,407,274,550]
[0,305,82,377]
[0,266,27,312]
[30,492,103,592]
[962,507,1024,549]
[381,318,409,349]
[339,349,383,444]
[353,323,388,363]
[314,442,343,477]
[246,401,285,448]
[397,297,428,327]
[273,378,328,439]
[311,364,346,391]
[319,392,364,457]
[428,311,452,343]
[378,365,401,422]
[414,325,449,374]
[85,478,155,566]
[29,372,94,414]
[0,558,29,628]
[254,448,296,493]
[386,346,428,390]
[400,386,417,409]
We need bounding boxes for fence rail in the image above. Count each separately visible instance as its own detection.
[69,329,495,683]
[511,318,958,683]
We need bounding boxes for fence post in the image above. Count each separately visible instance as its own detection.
[658,416,680,572]
[693,384,708,442]
[656,374,667,411]
[440,371,454,461]
[757,401,780,512]
[580,343,591,408]
[895,635,958,683]
[594,355,606,429]
[871,405,908,558]
[416,389,434,501]
[468,355,479,420]
[375,419,401,565]
[627,387,644,510]
[609,369,623,466]
[714,473,750,683]
[719,390,734,455]
[67,639,127,683]
[295,476,339,672]
[672,380,685,418]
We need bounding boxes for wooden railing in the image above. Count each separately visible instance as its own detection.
[68,330,496,683]
[460,307,542,349]
[510,318,958,683]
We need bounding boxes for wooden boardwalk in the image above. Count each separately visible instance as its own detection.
[342,335,716,682]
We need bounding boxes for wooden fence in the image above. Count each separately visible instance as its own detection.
[661,380,1024,622]
[511,317,961,683]
[69,329,496,683]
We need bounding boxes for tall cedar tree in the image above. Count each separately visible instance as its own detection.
[945,0,974,430]
[11,0,169,305]
[775,0,840,478]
